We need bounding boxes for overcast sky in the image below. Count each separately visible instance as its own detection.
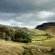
[0,0,55,28]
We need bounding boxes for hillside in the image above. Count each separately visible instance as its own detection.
[0,40,55,55]
[0,24,55,55]
[35,22,55,30]
[35,22,55,36]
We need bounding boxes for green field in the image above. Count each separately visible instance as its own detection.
[32,36,48,41]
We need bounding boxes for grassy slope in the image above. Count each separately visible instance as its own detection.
[0,40,55,55]
[31,29,55,47]
[30,29,49,41]
[0,29,55,55]
[0,40,24,55]
[44,26,55,36]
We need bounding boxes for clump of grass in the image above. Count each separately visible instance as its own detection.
[23,49,31,55]
[0,40,24,55]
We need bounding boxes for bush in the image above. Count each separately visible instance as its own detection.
[0,32,4,39]
[11,29,32,43]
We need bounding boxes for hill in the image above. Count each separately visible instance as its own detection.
[0,24,55,55]
[35,22,55,36]
[35,22,55,30]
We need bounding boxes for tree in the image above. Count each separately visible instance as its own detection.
[11,29,32,43]
[0,32,4,39]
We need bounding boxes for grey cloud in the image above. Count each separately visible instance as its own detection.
[0,11,55,26]
[0,0,55,28]
[0,0,36,13]
[0,0,55,13]
[46,16,55,22]
[0,12,44,27]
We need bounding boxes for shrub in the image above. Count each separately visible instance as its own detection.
[11,29,32,43]
[0,32,4,39]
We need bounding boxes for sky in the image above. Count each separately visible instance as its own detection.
[0,0,55,28]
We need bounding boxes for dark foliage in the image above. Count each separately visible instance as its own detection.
[11,29,32,43]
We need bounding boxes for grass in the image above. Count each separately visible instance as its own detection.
[0,29,55,55]
[0,38,55,55]
[0,40,25,55]
[34,36,48,41]
[41,38,55,47]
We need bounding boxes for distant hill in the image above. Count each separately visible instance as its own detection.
[35,22,55,30]
[0,24,28,32]
[35,22,55,35]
